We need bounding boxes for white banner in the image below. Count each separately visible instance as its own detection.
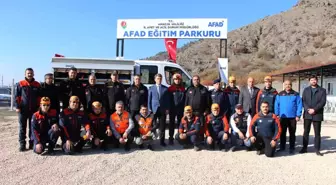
[116,18,228,39]
[218,58,229,84]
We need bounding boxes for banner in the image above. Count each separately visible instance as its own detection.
[164,38,177,62]
[117,18,228,39]
[218,58,229,84]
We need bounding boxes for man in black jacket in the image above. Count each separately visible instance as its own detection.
[85,74,104,114]
[126,75,148,118]
[300,75,327,156]
[40,73,60,114]
[185,75,210,128]
[210,79,230,117]
[104,71,126,115]
[59,67,86,111]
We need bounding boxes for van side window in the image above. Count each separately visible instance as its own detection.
[164,67,180,85]
[140,65,158,84]
[164,66,191,87]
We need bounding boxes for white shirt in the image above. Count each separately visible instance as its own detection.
[229,113,252,138]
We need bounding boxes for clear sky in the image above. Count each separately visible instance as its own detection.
[0,0,297,85]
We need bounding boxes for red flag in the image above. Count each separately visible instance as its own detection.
[164,38,177,63]
[54,53,65,57]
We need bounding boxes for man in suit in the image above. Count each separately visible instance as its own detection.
[300,75,327,156]
[238,77,260,117]
[148,73,170,146]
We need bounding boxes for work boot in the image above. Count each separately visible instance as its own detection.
[289,149,295,154]
[147,144,154,151]
[299,148,307,154]
[138,144,144,149]
[169,138,174,145]
[19,144,26,152]
[160,141,167,147]
[316,151,324,156]
[28,141,33,150]
[124,144,131,151]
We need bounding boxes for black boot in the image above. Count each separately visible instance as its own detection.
[28,141,33,150]
[299,148,307,154]
[19,144,26,152]
[316,151,324,156]
[147,144,154,151]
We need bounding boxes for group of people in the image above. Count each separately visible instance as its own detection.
[15,67,327,157]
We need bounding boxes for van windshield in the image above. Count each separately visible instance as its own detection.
[140,65,158,85]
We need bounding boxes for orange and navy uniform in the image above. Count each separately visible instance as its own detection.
[178,116,201,136]
[224,86,240,116]
[110,111,134,139]
[59,108,90,142]
[168,85,185,110]
[135,113,154,136]
[256,87,278,113]
[205,114,229,137]
[88,112,110,138]
[31,109,58,144]
[14,79,41,112]
[249,112,281,140]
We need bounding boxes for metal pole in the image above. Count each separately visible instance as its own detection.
[10,79,14,111]
[219,39,223,58]
[121,39,124,57]
[116,39,120,57]
[224,39,228,58]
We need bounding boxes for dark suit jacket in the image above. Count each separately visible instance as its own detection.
[148,84,170,113]
[238,85,260,116]
[302,86,326,121]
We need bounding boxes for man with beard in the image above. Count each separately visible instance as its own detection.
[175,106,201,151]
[249,101,281,157]
[300,75,326,156]
[185,75,210,132]
[15,68,41,151]
[59,67,86,111]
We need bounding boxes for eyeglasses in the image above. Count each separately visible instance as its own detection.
[42,104,50,107]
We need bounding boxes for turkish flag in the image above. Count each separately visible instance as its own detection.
[54,53,65,57]
[164,38,177,63]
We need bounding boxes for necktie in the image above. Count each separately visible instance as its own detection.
[157,85,161,98]
[249,87,253,97]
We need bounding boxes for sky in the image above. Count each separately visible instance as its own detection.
[0,0,297,86]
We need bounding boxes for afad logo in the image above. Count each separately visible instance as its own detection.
[121,21,127,29]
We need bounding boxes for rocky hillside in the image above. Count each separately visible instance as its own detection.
[147,0,336,84]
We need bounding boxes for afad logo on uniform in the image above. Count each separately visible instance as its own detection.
[121,21,127,29]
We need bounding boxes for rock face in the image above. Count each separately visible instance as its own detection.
[147,0,336,81]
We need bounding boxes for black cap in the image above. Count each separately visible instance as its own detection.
[235,104,243,109]
[213,79,221,84]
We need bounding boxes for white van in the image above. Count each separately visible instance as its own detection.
[51,57,192,88]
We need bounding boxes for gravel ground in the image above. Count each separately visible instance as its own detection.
[1,115,336,185]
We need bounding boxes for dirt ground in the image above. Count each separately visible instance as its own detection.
[1,110,336,185]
